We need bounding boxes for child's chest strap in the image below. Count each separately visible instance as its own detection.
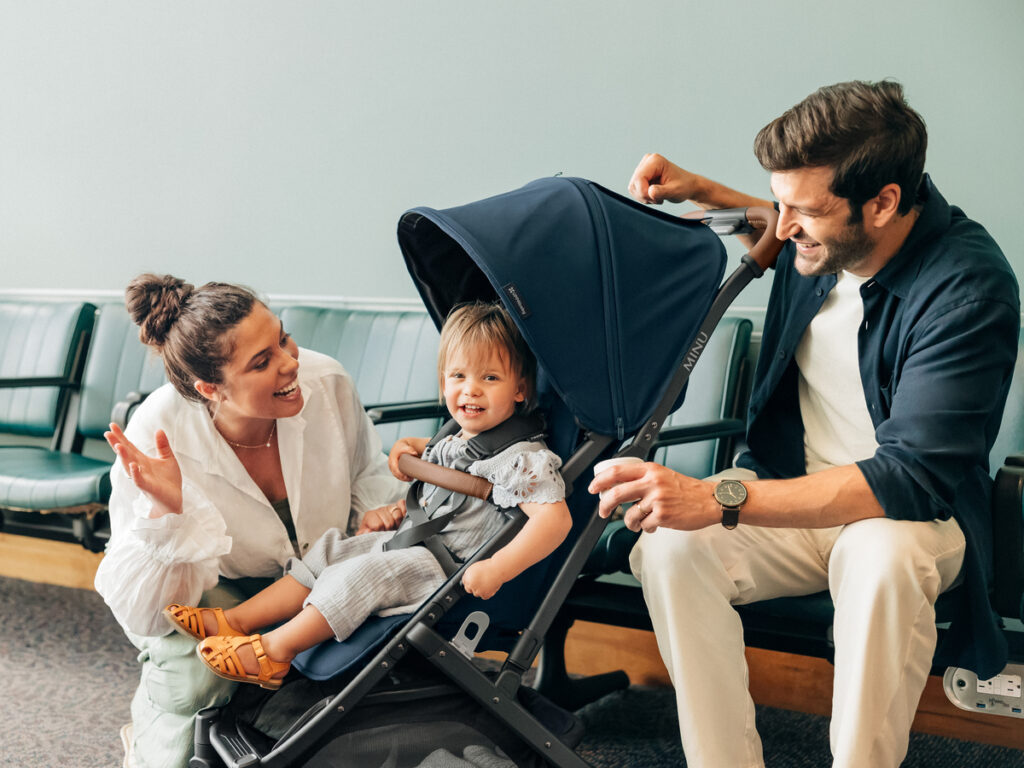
[383,412,547,575]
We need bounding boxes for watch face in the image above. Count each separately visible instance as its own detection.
[715,480,747,507]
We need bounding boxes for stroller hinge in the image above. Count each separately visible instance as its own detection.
[507,628,542,671]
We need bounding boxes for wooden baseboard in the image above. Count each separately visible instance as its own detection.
[5,534,1021,751]
[0,532,103,590]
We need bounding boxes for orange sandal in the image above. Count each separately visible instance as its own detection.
[162,604,245,641]
[196,634,290,690]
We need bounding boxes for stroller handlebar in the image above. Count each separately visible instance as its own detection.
[743,206,784,272]
[689,206,785,272]
[397,453,494,501]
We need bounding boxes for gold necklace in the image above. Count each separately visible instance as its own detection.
[220,421,277,449]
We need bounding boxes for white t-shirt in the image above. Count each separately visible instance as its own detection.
[794,270,879,474]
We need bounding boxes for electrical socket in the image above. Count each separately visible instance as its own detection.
[944,663,1024,718]
[975,673,1021,698]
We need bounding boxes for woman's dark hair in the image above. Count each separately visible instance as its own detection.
[753,80,927,220]
[125,273,263,403]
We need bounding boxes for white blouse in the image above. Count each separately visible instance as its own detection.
[94,348,406,637]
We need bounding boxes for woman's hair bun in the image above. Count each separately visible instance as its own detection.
[125,273,196,347]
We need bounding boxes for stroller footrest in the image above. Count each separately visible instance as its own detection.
[208,717,270,768]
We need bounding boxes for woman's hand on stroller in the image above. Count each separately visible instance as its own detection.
[105,423,184,517]
[388,437,431,482]
[356,500,407,535]
[628,153,705,206]
[590,461,719,533]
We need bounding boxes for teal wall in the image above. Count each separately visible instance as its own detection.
[2,1,1022,309]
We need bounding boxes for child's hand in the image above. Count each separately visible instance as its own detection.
[356,500,406,535]
[461,559,507,600]
[388,437,430,482]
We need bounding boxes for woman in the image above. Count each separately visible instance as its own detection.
[94,274,406,768]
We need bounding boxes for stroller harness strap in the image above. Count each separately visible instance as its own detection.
[383,413,547,576]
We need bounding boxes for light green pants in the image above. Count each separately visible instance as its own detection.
[125,577,273,768]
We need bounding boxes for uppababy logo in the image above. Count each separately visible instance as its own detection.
[683,331,709,371]
[503,283,531,319]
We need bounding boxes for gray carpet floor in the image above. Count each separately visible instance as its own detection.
[2,575,1022,767]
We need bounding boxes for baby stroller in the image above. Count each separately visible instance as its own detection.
[190,176,782,768]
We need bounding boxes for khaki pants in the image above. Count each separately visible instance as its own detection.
[629,468,966,768]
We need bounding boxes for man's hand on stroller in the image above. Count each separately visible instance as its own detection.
[628,153,707,206]
[589,461,719,533]
[388,437,431,482]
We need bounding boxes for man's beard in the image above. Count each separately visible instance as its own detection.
[802,222,875,276]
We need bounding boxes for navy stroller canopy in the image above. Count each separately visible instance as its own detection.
[397,176,728,438]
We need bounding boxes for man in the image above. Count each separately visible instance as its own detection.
[589,81,1019,767]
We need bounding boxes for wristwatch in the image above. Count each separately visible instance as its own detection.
[713,479,748,530]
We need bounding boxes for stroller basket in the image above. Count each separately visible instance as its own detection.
[192,177,782,768]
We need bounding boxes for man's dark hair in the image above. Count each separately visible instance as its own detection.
[753,80,927,220]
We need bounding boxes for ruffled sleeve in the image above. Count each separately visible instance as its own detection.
[470,441,566,509]
[94,468,232,637]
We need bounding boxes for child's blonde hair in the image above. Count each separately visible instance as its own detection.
[437,301,537,411]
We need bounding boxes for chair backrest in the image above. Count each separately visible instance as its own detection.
[76,303,168,440]
[989,335,1024,620]
[652,316,753,478]
[0,301,95,438]
[988,337,1024,477]
[279,307,442,449]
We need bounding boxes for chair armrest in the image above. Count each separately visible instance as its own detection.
[111,391,151,429]
[652,418,746,448]
[1004,453,1024,468]
[0,375,78,389]
[582,519,640,576]
[992,460,1024,620]
[365,400,447,424]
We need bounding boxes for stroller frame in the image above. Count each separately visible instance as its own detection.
[190,199,782,768]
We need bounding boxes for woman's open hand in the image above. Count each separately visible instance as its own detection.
[105,423,183,517]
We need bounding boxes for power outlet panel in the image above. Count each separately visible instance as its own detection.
[943,663,1024,718]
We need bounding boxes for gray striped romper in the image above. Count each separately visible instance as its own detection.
[285,436,565,641]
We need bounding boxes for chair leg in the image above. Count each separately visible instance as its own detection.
[535,612,629,711]
[72,515,103,552]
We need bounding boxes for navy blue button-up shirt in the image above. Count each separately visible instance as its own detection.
[737,176,1020,677]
